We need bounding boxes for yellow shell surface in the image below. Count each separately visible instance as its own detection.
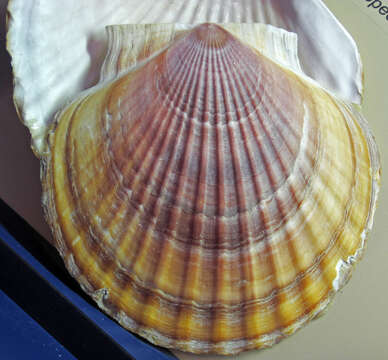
[42,24,379,354]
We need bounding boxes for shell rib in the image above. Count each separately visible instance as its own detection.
[42,24,379,354]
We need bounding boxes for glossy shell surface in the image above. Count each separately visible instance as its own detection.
[41,24,380,354]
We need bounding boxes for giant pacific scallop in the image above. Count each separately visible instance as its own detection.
[40,22,380,355]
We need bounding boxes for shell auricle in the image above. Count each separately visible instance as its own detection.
[39,23,380,354]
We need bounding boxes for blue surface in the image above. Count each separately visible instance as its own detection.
[0,289,77,360]
[0,223,178,360]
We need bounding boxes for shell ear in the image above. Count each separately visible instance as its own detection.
[101,24,182,82]
[100,23,305,86]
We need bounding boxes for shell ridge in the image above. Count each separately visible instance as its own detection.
[158,33,207,118]
[226,41,292,194]
[106,34,200,203]
[328,100,372,266]
[148,34,207,215]
[224,35,303,173]
[116,131,314,250]
[340,103,380,235]
[112,33,199,185]
[226,38,301,141]
[120,33,197,160]
[212,40,248,340]
[215,38,283,334]
[67,94,124,273]
[216,41,265,244]
[215,25,303,224]
[162,34,213,324]
[110,33,210,299]
[79,84,160,272]
[93,27,324,253]
[230,49,288,331]
[290,94,363,309]
[97,35,205,262]
[213,36,250,338]
[199,43,220,342]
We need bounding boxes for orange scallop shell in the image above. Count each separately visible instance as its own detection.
[42,24,380,354]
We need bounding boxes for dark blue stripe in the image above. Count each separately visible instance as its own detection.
[0,199,178,360]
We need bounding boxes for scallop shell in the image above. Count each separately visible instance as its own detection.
[41,23,380,355]
[6,0,363,156]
